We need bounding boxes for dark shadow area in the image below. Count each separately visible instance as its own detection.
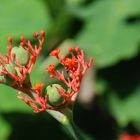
[126,15,140,24]
[68,18,84,39]
[98,53,140,98]
[84,0,97,5]
[2,112,72,140]
[126,123,140,134]
[74,96,118,140]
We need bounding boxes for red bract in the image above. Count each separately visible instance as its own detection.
[0,31,45,83]
[32,83,44,92]
[50,48,60,58]
[46,64,55,74]
[119,134,140,140]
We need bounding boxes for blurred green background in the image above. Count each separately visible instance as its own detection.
[0,0,140,140]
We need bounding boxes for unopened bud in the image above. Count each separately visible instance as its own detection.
[20,36,25,41]
[5,64,17,75]
[11,46,30,66]
[40,31,45,37]
[4,64,17,85]
[46,84,65,106]
[33,32,38,38]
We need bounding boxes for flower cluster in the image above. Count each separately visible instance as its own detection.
[0,31,45,84]
[119,134,140,140]
[0,31,92,113]
[46,47,93,106]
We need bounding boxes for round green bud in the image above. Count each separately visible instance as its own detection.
[5,64,17,75]
[11,46,30,66]
[46,84,65,106]
[4,64,17,85]
[0,65,18,85]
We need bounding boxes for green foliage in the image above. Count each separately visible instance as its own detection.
[108,87,140,127]
[0,0,51,54]
[69,0,140,68]
[0,84,30,113]
[0,116,11,140]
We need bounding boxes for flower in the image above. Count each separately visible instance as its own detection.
[62,57,77,71]
[0,31,45,84]
[46,47,93,108]
[32,83,44,92]
[46,64,55,74]
[119,134,140,140]
[50,49,60,58]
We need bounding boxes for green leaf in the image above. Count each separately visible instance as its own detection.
[72,0,140,68]
[0,84,31,113]
[108,87,140,128]
[0,0,51,53]
[0,115,11,140]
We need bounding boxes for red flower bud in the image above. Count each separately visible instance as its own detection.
[46,64,55,74]
[8,37,12,43]
[40,31,45,37]
[50,49,60,58]
[20,36,25,41]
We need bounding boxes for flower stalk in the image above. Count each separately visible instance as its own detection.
[47,108,84,140]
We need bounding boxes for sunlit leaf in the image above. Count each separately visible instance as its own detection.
[0,84,31,113]
[108,87,140,128]
[70,0,140,68]
[0,115,11,140]
[0,0,51,53]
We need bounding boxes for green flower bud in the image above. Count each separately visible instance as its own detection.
[5,64,17,75]
[4,64,18,85]
[46,84,65,106]
[11,46,30,66]
[0,64,17,85]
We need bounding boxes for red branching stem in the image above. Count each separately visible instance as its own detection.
[18,83,48,113]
